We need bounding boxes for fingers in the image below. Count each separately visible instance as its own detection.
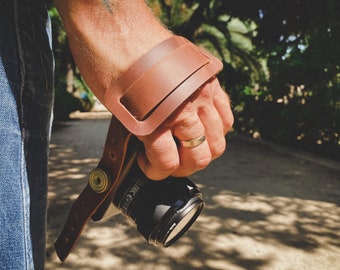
[197,80,230,159]
[211,79,234,134]
[137,129,179,180]
[171,108,212,177]
[137,78,234,180]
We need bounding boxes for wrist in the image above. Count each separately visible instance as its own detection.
[54,0,172,101]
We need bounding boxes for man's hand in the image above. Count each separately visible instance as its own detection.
[54,0,233,180]
[137,78,233,180]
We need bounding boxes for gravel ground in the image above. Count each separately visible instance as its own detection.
[45,116,340,270]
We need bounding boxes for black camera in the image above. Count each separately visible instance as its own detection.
[90,140,204,247]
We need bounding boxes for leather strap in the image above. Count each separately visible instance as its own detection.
[55,117,131,261]
[104,36,223,136]
[55,36,223,261]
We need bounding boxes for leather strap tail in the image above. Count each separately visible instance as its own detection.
[55,117,131,261]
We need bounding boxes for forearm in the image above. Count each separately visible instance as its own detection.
[54,0,172,101]
[54,1,233,181]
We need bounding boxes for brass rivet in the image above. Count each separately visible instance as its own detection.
[88,168,110,193]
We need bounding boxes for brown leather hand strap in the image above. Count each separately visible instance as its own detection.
[104,36,223,136]
[54,117,131,261]
[55,36,223,261]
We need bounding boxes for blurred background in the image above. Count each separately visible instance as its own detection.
[48,0,340,160]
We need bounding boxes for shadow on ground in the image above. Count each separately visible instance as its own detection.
[46,118,340,270]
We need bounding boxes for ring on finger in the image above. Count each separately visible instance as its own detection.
[178,135,206,148]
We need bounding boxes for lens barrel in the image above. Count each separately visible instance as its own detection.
[113,164,204,247]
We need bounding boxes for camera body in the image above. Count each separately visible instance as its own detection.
[90,140,204,247]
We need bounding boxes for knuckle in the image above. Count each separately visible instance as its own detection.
[211,139,226,158]
[173,100,195,120]
[158,158,180,173]
[195,156,211,171]
[177,117,198,129]
[198,84,213,101]
[144,160,180,181]
[226,114,234,130]
[173,119,203,139]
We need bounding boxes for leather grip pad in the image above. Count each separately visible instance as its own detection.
[104,36,223,135]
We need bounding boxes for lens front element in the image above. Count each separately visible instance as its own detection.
[113,165,204,248]
[163,199,203,246]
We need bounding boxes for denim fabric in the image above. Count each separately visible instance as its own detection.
[0,0,54,269]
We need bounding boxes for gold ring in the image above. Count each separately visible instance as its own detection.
[179,135,206,148]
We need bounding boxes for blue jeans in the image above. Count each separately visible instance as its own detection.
[0,1,54,269]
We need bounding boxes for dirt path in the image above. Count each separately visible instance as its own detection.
[46,117,340,270]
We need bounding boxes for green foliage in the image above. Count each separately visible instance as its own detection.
[53,85,83,120]
[49,1,339,158]
[148,0,267,97]
[232,0,340,159]
[148,0,340,159]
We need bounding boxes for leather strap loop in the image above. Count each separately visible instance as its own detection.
[116,36,188,92]
[104,36,223,135]
[120,44,209,119]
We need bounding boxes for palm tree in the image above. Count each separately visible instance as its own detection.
[148,0,266,89]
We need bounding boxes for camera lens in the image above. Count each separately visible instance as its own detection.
[113,163,204,247]
[162,198,202,246]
